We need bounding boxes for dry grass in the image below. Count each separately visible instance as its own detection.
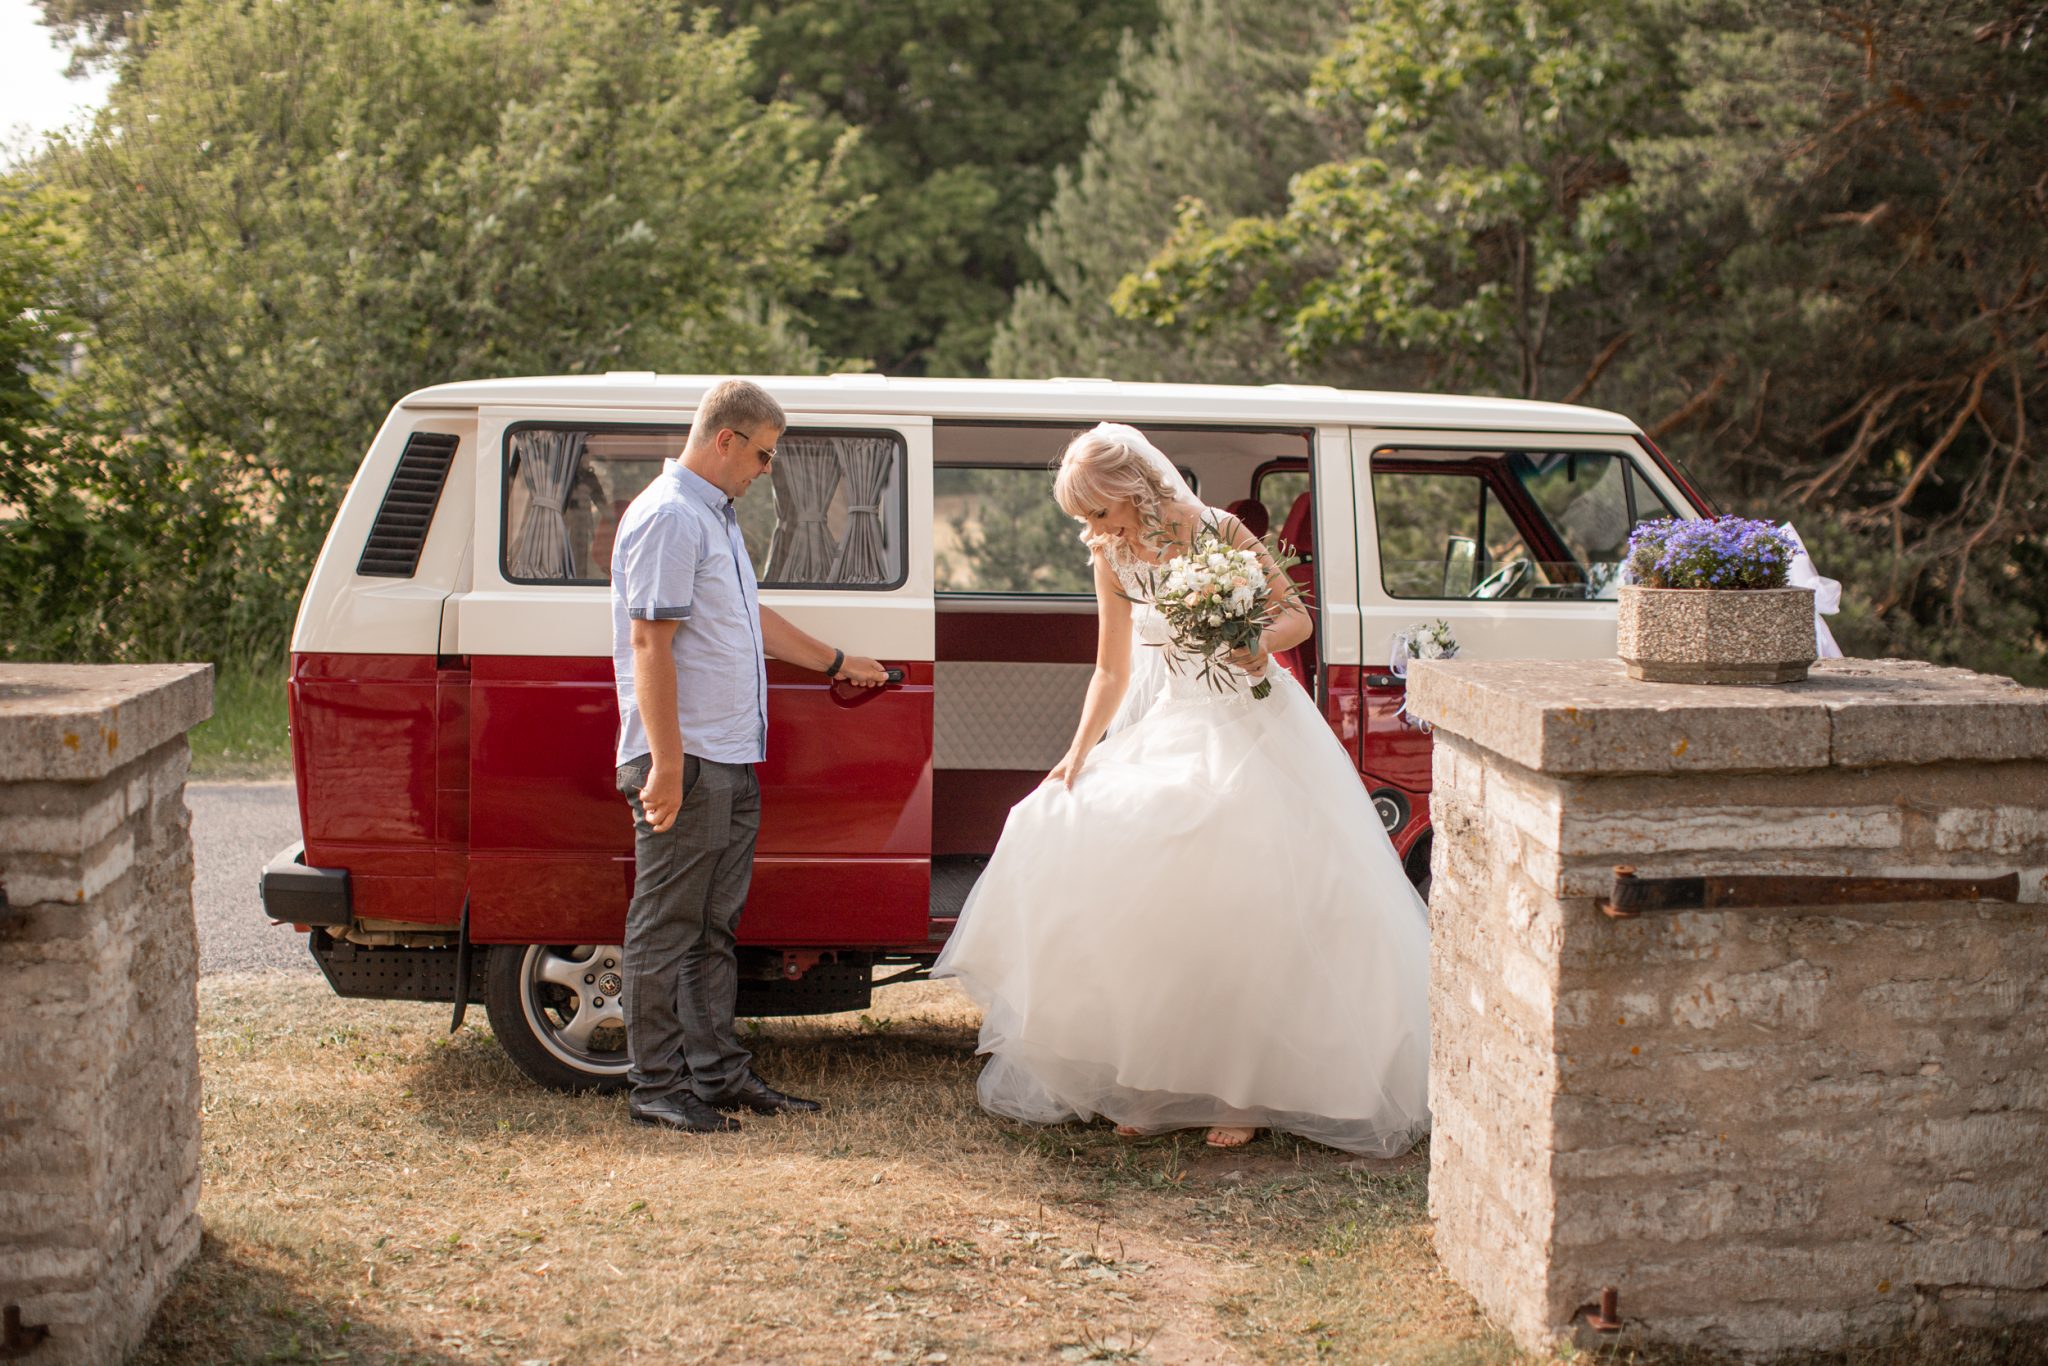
[144,975,2047,1366]
[142,974,1509,1365]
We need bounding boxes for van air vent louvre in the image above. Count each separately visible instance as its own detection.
[356,432,460,578]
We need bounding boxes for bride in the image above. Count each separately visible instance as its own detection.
[932,423,1431,1154]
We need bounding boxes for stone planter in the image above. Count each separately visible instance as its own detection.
[1616,584,1817,684]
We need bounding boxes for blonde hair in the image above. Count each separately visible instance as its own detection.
[1053,426,1179,523]
[691,379,785,443]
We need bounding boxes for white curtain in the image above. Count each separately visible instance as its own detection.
[508,430,587,579]
[764,436,845,583]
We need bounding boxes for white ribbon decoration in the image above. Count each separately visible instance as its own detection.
[1778,522,1843,659]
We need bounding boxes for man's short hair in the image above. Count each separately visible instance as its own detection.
[693,379,785,442]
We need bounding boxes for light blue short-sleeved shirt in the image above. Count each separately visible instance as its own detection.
[611,460,768,766]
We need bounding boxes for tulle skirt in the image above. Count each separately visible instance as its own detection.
[932,649,1432,1156]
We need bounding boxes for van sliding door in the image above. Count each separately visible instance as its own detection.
[453,406,934,949]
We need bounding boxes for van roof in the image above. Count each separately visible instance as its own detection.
[398,374,1641,435]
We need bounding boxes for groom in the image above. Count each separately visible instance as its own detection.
[611,378,888,1133]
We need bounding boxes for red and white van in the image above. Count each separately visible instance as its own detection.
[260,374,1712,1091]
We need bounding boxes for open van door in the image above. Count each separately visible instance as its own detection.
[450,405,934,951]
[1352,427,1694,670]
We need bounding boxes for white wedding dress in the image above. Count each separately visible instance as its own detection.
[932,532,1432,1156]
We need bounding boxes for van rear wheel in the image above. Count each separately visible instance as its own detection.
[483,944,631,1093]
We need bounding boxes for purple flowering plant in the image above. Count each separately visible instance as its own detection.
[1623,517,1794,590]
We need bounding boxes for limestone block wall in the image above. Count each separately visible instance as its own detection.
[0,664,214,1365]
[1411,658,2048,1359]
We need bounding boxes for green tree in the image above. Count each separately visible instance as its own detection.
[32,0,140,73]
[990,0,1348,382]
[1100,1,2046,683]
[714,0,1157,377]
[1111,0,1681,398]
[29,0,838,654]
[0,188,267,662]
[1615,0,2047,682]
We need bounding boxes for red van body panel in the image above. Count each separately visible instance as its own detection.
[292,652,466,926]
[294,650,934,947]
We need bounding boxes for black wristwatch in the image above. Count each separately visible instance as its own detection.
[827,647,844,678]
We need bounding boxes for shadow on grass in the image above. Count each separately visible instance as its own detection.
[385,998,989,1139]
[139,1231,468,1366]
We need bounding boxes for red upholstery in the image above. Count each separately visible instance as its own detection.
[1225,497,1270,539]
[1278,491,1316,567]
[1275,492,1317,689]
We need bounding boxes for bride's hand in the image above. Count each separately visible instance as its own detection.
[1046,746,1089,789]
[1227,637,1271,677]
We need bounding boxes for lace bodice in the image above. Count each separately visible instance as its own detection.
[1089,533,1174,643]
[1089,520,1260,700]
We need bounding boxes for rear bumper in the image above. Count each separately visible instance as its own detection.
[259,841,352,928]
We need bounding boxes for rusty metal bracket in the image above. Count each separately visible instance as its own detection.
[1602,865,2021,919]
[1575,1286,1623,1333]
[1,1305,48,1359]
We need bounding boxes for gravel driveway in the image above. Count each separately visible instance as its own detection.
[188,780,314,976]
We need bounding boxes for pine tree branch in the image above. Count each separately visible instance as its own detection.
[1646,360,1733,441]
[1559,329,1631,405]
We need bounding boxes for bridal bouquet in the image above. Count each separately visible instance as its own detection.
[1141,522,1295,699]
[1390,620,1459,731]
[1401,619,1459,663]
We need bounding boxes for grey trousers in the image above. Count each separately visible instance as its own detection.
[616,753,761,1105]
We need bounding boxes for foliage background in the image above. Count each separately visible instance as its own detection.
[2,0,2043,687]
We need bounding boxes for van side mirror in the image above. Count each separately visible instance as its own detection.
[1442,536,1477,596]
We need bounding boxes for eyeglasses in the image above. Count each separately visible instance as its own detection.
[728,428,777,467]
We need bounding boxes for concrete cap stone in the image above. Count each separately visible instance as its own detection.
[0,664,215,782]
[1407,657,2048,776]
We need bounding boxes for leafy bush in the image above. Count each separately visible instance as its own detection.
[13,0,840,663]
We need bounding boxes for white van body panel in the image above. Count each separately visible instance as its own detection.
[292,411,475,656]
[298,377,1664,663]
[394,373,1641,439]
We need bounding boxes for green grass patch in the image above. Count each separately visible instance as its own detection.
[189,654,290,779]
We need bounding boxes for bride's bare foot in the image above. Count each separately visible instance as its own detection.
[1205,1126,1259,1148]
[1113,1123,1147,1138]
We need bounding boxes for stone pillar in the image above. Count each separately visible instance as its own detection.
[1,664,214,1365]
[1408,658,2048,1359]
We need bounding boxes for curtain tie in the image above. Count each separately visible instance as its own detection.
[798,515,829,525]
[532,492,569,514]
[847,504,882,516]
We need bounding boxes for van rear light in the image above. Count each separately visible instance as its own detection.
[357,431,460,577]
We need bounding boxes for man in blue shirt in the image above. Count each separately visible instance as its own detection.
[611,379,887,1134]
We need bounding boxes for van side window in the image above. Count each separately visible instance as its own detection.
[935,466,1095,594]
[503,424,909,590]
[1371,449,1677,600]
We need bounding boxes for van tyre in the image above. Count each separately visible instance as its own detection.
[484,943,632,1094]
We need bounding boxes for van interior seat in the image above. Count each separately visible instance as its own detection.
[1275,491,1317,689]
[1279,490,1315,567]
[1225,497,1270,539]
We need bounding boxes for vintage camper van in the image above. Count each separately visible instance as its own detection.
[260,374,1712,1091]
